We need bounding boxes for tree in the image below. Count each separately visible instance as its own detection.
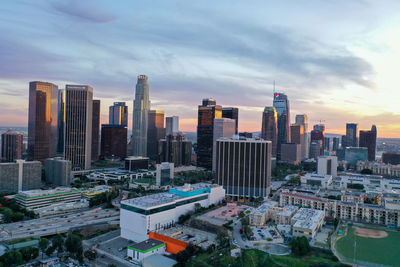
[194,203,202,213]
[84,250,97,261]
[45,245,56,257]
[290,236,311,257]
[238,211,245,218]
[216,231,229,248]
[52,234,64,255]
[0,250,24,266]
[39,238,50,258]
[20,246,39,262]
[65,233,83,260]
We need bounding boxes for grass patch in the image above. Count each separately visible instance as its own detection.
[335,224,400,266]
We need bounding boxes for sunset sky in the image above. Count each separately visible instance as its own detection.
[1,1,400,137]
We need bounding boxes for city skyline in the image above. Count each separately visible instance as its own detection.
[1,1,400,137]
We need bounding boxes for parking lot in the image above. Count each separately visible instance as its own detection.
[251,226,283,243]
[198,204,251,226]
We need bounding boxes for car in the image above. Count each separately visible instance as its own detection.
[30,232,34,234]
[118,247,123,252]
[101,255,106,258]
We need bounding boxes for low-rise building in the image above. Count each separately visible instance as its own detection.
[317,156,338,177]
[249,201,298,226]
[301,173,333,189]
[15,187,82,210]
[357,161,400,177]
[81,185,112,199]
[127,238,166,262]
[120,183,225,242]
[125,156,149,171]
[280,190,400,227]
[291,208,325,238]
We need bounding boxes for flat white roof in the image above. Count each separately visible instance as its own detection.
[17,187,80,198]
[292,208,324,230]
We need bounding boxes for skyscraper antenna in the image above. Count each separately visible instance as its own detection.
[273,80,276,94]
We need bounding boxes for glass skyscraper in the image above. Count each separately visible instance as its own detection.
[132,75,151,156]
[273,93,290,160]
[197,98,222,169]
[261,106,278,157]
[28,81,58,162]
[109,102,128,127]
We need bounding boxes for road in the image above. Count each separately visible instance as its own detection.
[0,208,120,242]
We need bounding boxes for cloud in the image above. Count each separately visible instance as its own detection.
[51,0,117,23]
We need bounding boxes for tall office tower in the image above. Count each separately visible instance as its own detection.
[310,141,322,159]
[216,137,271,199]
[311,124,325,155]
[147,110,165,160]
[222,107,239,134]
[295,114,309,159]
[27,81,58,162]
[324,137,330,151]
[197,98,222,169]
[91,100,101,161]
[281,143,301,164]
[56,89,65,154]
[44,157,72,186]
[212,118,236,171]
[332,137,340,151]
[64,85,93,170]
[273,93,290,160]
[0,160,42,193]
[261,107,278,157]
[109,102,128,127]
[345,123,358,147]
[159,133,192,166]
[1,130,23,162]
[101,124,127,159]
[132,75,151,156]
[359,125,377,161]
[341,135,347,148]
[166,116,179,135]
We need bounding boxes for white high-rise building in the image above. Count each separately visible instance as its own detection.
[212,118,236,171]
[64,85,93,170]
[166,116,179,135]
[317,156,338,177]
[132,75,151,156]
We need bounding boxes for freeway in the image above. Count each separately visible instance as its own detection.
[0,208,120,242]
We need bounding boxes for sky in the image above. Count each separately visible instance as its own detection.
[1,0,400,137]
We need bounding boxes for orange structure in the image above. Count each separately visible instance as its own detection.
[148,232,188,254]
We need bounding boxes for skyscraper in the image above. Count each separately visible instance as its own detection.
[222,107,239,134]
[212,118,236,171]
[359,125,377,161]
[101,124,127,159]
[295,114,309,159]
[345,123,358,147]
[64,85,93,170]
[27,81,58,162]
[56,89,65,154]
[132,75,151,156]
[1,130,23,162]
[311,124,325,155]
[159,133,192,166]
[332,137,340,151]
[147,110,165,160]
[166,116,179,135]
[273,93,290,160]
[261,107,278,157]
[197,98,222,169]
[92,99,101,161]
[216,137,271,199]
[109,102,128,127]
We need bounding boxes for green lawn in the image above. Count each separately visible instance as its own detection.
[187,248,342,267]
[335,224,400,267]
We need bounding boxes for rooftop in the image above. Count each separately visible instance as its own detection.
[16,187,81,198]
[250,201,278,215]
[129,239,164,253]
[292,208,324,230]
[122,183,219,209]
